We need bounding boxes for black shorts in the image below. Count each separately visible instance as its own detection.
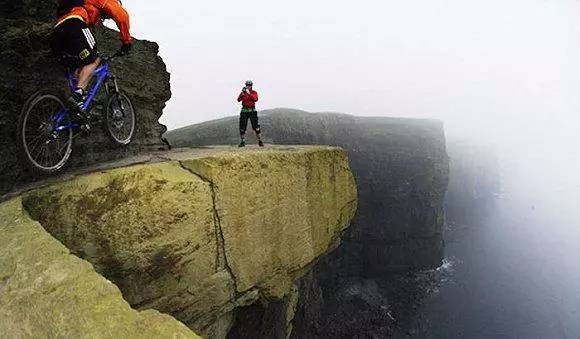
[239,110,260,134]
[51,18,98,69]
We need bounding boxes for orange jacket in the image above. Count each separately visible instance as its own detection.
[56,0,131,44]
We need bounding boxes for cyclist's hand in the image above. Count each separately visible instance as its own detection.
[119,43,132,56]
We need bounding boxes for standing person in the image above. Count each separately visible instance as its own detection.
[237,80,263,147]
[52,0,132,113]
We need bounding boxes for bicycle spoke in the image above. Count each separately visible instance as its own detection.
[55,136,70,156]
[44,143,54,167]
[28,137,46,156]
[26,110,45,127]
[38,102,53,123]
[26,134,44,145]
[42,143,50,166]
[32,137,49,165]
[47,144,58,167]
[56,142,67,156]
[25,129,43,137]
[36,144,46,166]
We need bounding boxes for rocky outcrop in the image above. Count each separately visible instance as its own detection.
[0,146,357,338]
[0,198,200,338]
[167,109,449,273]
[165,108,450,337]
[0,0,171,196]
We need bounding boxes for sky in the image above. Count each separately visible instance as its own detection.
[117,0,580,150]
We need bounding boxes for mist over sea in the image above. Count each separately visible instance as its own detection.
[403,139,580,338]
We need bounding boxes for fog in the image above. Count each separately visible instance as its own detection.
[118,0,580,182]
[113,1,580,336]
[122,0,578,144]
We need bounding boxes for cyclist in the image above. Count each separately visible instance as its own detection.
[51,0,132,112]
[237,80,264,147]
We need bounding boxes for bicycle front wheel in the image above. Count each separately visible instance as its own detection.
[104,91,136,146]
[17,90,73,174]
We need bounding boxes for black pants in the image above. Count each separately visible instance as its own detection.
[239,110,260,135]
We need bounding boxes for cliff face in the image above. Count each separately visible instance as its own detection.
[166,109,450,337]
[0,199,199,339]
[0,146,357,338]
[167,109,449,274]
[0,0,170,196]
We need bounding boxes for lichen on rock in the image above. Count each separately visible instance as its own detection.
[1,146,357,338]
[0,198,200,338]
[165,109,450,337]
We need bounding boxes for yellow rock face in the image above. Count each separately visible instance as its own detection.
[179,147,358,298]
[0,198,200,338]
[0,146,357,338]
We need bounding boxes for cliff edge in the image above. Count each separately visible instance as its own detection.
[166,109,450,337]
[0,146,357,338]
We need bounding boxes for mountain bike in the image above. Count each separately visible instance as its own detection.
[17,51,136,174]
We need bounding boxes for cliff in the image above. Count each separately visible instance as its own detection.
[0,199,199,338]
[167,109,449,273]
[0,146,357,338]
[166,108,450,337]
[0,0,171,195]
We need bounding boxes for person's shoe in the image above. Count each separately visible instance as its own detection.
[68,88,86,112]
[238,140,246,148]
[258,140,264,147]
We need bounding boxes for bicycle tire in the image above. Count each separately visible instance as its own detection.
[103,91,136,146]
[17,90,73,174]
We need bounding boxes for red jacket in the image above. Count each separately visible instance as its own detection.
[56,0,132,44]
[238,90,259,109]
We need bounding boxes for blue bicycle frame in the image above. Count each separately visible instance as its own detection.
[52,62,111,132]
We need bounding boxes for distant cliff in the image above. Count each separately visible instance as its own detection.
[0,0,171,195]
[165,108,450,337]
[0,146,357,338]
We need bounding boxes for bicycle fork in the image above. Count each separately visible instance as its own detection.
[105,75,120,96]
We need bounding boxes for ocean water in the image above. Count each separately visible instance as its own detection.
[406,153,580,338]
[412,157,580,339]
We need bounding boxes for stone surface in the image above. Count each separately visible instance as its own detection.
[167,109,449,273]
[7,146,357,338]
[0,0,171,195]
[0,198,200,338]
[165,108,450,337]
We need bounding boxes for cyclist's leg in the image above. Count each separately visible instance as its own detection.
[77,57,101,90]
[54,19,99,109]
[73,26,99,92]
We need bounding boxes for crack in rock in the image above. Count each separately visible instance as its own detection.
[176,160,240,295]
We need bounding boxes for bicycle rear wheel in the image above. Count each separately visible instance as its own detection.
[17,90,73,173]
[103,91,136,146]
